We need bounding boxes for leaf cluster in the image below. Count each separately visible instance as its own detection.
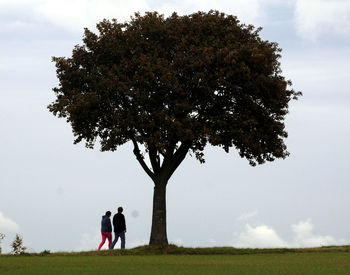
[49,11,301,166]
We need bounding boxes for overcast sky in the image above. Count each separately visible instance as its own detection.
[0,0,349,253]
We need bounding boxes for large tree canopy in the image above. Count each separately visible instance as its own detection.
[49,11,300,245]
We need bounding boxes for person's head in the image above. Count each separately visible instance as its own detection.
[118,207,123,213]
[105,211,111,217]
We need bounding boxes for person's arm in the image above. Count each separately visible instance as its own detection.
[113,215,117,230]
[108,218,112,232]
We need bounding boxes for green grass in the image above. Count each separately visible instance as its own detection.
[1,246,350,274]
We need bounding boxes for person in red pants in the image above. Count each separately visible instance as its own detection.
[98,211,112,250]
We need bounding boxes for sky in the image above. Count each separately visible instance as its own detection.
[0,0,349,253]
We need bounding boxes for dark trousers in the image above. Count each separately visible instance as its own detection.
[110,231,125,249]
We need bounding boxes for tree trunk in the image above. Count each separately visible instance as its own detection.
[149,180,168,246]
[131,140,191,246]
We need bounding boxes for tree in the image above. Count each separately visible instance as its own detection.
[0,233,5,254]
[11,234,26,255]
[49,11,301,246]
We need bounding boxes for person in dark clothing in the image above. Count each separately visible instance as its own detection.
[110,207,126,249]
[98,211,112,250]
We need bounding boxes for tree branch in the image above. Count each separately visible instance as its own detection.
[132,139,155,181]
[162,140,192,181]
[160,140,177,171]
[149,145,160,174]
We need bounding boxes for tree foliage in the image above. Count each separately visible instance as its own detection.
[49,11,300,171]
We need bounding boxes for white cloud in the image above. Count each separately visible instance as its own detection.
[294,0,350,40]
[233,220,348,248]
[37,0,150,32]
[0,212,19,232]
[237,210,258,221]
[291,220,347,247]
[234,224,287,248]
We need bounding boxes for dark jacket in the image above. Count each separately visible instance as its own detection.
[113,212,126,233]
[101,215,112,233]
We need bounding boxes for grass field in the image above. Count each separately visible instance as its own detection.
[1,246,350,274]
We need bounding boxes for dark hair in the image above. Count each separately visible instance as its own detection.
[105,211,111,217]
[118,207,123,213]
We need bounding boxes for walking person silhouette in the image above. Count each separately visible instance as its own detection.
[110,207,126,249]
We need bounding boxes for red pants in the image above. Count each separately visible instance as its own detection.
[98,232,112,250]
